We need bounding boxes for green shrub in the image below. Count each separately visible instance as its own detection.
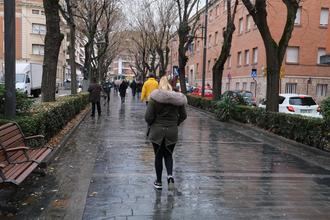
[215,96,237,122]
[0,84,34,115]
[0,93,89,143]
[320,97,330,120]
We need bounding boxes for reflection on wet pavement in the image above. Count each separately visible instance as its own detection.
[81,92,330,219]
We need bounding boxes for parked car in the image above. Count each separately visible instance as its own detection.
[222,90,256,106]
[176,82,192,92]
[191,87,213,98]
[258,94,322,118]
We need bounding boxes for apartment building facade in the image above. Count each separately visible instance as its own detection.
[109,34,136,81]
[170,0,330,103]
[0,0,68,86]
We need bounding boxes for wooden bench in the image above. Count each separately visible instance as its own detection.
[0,122,53,185]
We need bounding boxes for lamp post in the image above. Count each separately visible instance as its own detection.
[307,77,312,95]
[201,0,209,97]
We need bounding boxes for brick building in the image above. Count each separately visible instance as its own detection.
[0,0,69,86]
[170,0,330,103]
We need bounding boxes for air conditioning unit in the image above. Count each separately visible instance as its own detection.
[320,54,330,64]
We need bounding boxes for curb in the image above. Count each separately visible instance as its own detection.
[41,106,91,167]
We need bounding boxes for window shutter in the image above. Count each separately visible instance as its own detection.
[286,47,299,63]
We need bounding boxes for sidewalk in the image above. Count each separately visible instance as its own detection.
[2,91,330,219]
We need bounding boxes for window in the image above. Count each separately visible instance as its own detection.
[317,48,326,64]
[214,32,218,45]
[32,9,39,14]
[252,47,258,64]
[237,51,242,66]
[197,40,200,51]
[32,44,44,55]
[209,9,213,21]
[239,18,244,34]
[41,11,45,15]
[226,83,230,91]
[286,47,299,63]
[295,7,302,25]
[316,84,328,96]
[242,82,247,90]
[32,23,46,35]
[244,49,250,65]
[235,82,240,90]
[227,55,232,68]
[250,82,255,92]
[208,60,211,71]
[196,63,199,76]
[320,8,329,26]
[246,15,251,31]
[208,35,212,47]
[285,83,297,93]
[216,5,219,16]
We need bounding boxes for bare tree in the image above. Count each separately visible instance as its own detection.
[175,0,201,93]
[212,0,239,100]
[42,0,64,102]
[242,0,300,112]
[129,2,158,81]
[76,0,107,83]
[60,0,78,95]
[147,0,177,77]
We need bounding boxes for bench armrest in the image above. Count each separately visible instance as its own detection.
[5,146,29,152]
[25,135,45,140]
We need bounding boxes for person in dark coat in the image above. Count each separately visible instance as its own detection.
[88,77,102,117]
[136,81,143,97]
[102,81,111,105]
[145,76,187,190]
[119,79,129,103]
[130,79,137,97]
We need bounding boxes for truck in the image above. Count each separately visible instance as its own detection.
[15,63,43,97]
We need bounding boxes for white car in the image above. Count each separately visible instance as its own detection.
[258,94,322,118]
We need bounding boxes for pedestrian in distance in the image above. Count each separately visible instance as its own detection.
[119,79,129,104]
[141,73,159,105]
[114,79,122,95]
[136,81,143,98]
[88,77,102,117]
[102,81,111,105]
[145,76,187,190]
[130,79,137,97]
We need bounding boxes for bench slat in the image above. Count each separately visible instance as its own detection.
[0,128,22,143]
[0,123,15,135]
[0,123,52,185]
[15,162,39,185]
[1,133,24,148]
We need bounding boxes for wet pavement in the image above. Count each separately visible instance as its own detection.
[1,91,330,219]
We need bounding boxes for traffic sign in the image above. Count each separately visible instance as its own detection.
[251,68,257,78]
[173,66,179,77]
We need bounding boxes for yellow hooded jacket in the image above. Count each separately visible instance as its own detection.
[141,78,159,102]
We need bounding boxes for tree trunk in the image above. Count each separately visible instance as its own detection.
[265,44,280,112]
[69,24,77,95]
[212,63,223,100]
[178,41,187,94]
[42,0,64,102]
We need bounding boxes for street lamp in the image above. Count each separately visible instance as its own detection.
[201,0,209,97]
[307,77,312,95]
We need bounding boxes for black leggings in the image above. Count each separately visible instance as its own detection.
[152,140,175,183]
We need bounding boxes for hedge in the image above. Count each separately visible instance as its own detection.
[0,93,89,142]
[187,95,330,151]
